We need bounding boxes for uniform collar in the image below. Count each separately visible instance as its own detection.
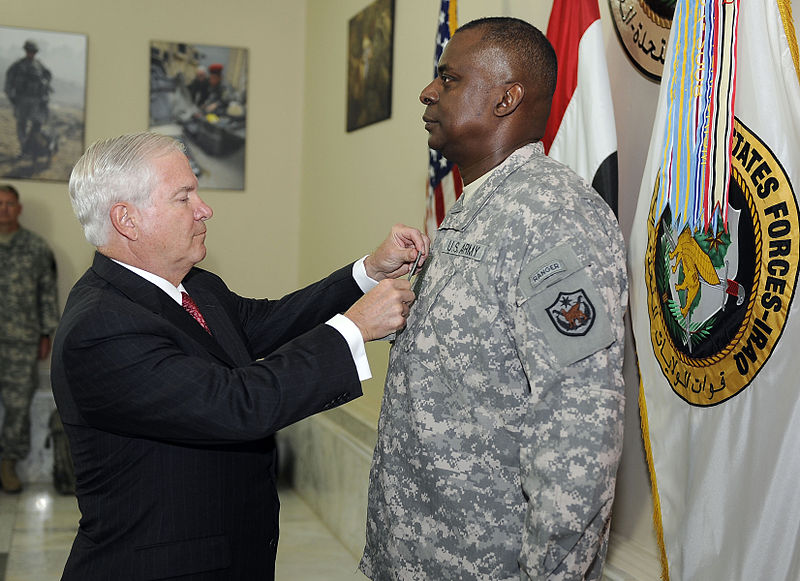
[439,142,545,232]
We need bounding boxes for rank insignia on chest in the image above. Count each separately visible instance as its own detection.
[545,289,596,337]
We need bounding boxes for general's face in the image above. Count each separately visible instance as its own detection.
[0,190,22,230]
[134,150,212,284]
[419,28,506,165]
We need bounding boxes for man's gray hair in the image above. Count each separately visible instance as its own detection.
[68,132,184,247]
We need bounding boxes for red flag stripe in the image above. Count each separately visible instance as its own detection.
[542,0,600,153]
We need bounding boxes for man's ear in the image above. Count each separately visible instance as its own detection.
[494,83,524,117]
[110,203,138,241]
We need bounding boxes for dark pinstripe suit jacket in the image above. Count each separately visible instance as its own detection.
[51,252,364,580]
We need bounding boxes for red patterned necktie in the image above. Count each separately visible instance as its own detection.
[181,292,211,334]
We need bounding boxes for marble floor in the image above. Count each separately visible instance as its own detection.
[0,483,368,580]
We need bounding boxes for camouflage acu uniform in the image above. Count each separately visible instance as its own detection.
[360,143,628,581]
[0,228,59,459]
[4,56,52,151]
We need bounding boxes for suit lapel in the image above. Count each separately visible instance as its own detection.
[184,281,253,366]
[90,253,239,367]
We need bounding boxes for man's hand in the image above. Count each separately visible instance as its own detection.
[344,278,415,341]
[364,224,430,281]
[38,336,52,360]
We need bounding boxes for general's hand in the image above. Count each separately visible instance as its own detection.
[364,224,430,281]
[344,278,415,341]
[38,336,52,360]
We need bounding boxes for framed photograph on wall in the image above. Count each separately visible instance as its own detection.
[0,25,87,182]
[149,41,248,190]
[346,0,395,132]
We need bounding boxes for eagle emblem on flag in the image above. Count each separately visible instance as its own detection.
[646,119,799,406]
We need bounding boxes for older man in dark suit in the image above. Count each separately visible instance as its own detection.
[51,132,427,580]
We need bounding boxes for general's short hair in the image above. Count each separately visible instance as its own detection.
[0,184,20,200]
[456,17,557,99]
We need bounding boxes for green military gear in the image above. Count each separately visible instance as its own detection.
[0,343,38,460]
[0,228,58,462]
[361,143,628,580]
[0,228,59,343]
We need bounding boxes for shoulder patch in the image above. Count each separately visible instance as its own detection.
[520,270,615,367]
[546,289,596,336]
[519,245,582,297]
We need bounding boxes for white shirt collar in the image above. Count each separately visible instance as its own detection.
[111,259,186,305]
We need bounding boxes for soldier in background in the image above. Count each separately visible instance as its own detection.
[199,63,234,115]
[4,40,53,158]
[0,184,59,493]
[186,65,210,107]
[360,17,628,580]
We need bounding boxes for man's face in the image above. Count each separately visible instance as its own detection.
[133,151,212,284]
[419,28,506,165]
[0,190,22,230]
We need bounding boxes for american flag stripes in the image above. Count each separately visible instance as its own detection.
[424,0,462,237]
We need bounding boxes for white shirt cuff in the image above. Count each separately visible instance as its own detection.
[326,314,372,381]
[353,255,379,293]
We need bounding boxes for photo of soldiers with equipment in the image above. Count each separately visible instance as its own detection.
[0,26,86,181]
[149,41,247,190]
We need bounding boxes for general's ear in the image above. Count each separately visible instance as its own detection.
[110,203,138,241]
[494,83,524,117]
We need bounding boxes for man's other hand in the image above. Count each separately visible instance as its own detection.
[344,278,416,341]
[364,224,430,281]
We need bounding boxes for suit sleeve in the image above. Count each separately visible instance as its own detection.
[59,266,364,445]
[511,209,627,580]
[223,263,365,359]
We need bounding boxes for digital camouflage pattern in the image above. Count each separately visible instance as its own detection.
[360,143,628,580]
[0,343,39,459]
[0,228,59,344]
[0,228,58,459]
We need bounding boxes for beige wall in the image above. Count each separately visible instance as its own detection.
[4,0,662,556]
[2,0,308,305]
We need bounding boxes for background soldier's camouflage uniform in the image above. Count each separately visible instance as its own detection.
[0,228,59,459]
[360,143,628,580]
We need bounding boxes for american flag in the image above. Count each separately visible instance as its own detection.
[424,0,463,237]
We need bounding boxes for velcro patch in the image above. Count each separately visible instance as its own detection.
[519,245,582,297]
[545,289,596,337]
[441,237,487,261]
[521,270,615,367]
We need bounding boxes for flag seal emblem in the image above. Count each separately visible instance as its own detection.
[645,118,799,406]
[608,0,674,80]
[546,289,596,337]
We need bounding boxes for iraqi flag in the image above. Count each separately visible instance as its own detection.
[629,0,800,579]
[543,0,618,216]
